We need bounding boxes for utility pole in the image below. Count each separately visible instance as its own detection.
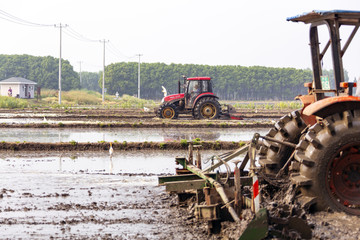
[78,61,82,87]
[100,40,109,102]
[136,54,143,98]
[54,23,68,105]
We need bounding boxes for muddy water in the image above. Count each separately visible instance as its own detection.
[0,150,240,239]
[0,128,268,143]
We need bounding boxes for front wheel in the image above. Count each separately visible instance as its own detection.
[293,110,360,215]
[157,103,178,119]
[193,97,221,119]
[257,110,306,175]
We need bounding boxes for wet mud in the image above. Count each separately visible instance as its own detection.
[1,109,359,239]
[0,151,240,239]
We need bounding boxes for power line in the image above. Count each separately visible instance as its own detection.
[0,8,137,75]
[0,9,53,27]
[107,42,134,59]
[64,26,99,42]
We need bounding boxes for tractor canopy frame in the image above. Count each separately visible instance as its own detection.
[288,10,360,101]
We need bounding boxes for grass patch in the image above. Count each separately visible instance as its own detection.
[0,96,28,109]
[180,139,188,148]
[159,143,167,149]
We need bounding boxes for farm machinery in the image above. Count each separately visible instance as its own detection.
[158,10,360,238]
[155,76,242,120]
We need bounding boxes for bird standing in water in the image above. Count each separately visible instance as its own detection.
[109,142,114,158]
[109,142,114,174]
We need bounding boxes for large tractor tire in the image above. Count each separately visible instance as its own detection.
[193,97,221,119]
[293,110,360,215]
[258,110,306,175]
[157,102,179,119]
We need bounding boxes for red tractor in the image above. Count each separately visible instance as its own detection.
[156,76,223,119]
[257,10,360,216]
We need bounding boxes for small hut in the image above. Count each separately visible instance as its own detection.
[0,77,37,98]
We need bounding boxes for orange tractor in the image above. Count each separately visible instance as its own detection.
[257,10,360,215]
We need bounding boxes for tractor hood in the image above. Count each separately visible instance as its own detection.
[163,93,184,102]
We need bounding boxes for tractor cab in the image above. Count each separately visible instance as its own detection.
[287,10,360,123]
[184,77,213,108]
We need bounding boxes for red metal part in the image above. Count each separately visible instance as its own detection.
[187,77,211,81]
[230,114,243,120]
[296,94,317,125]
[328,144,360,207]
[163,93,184,102]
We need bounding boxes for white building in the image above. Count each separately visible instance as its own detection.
[0,77,37,99]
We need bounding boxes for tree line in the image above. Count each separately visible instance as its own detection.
[0,54,79,91]
[0,54,349,100]
[103,62,316,100]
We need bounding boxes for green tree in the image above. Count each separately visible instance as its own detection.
[0,54,80,91]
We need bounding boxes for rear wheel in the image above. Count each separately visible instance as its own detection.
[257,110,306,175]
[293,110,360,215]
[193,97,221,119]
[157,103,179,119]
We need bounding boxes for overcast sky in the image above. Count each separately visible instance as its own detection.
[0,0,359,80]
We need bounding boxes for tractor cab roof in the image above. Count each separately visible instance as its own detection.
[287,10,360,24]
[187,77,211,81]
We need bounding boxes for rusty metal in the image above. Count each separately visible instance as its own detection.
[195,204,220,221]
[188,143,194,165]
[165,179,207,192]
[194,145,202,169]
[158,173,216,185]
[203,143,249,172]
[259,135,297,149]
[178,161,241,222]
[275,151,296,178]
[234,166,242,215]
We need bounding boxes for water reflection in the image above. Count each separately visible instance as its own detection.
[0,128,267,143]
[0,151,248,175]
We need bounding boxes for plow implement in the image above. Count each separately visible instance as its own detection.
[158,134,312,239]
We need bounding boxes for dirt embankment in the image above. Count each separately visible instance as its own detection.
[0,141,248,151]
[0,121,274,128]
[0,107,287,126]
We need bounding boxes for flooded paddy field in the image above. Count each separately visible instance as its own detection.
[1,108,359,239]
[1,151,359,239]
[0,127,268,143]
[0,150,242,239]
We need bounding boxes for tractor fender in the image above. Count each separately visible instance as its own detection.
[303,96,360,119]
[192,93,219,108]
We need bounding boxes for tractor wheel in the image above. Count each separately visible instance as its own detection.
[157,103,179,119]
[293,110,360,215]
[257,110,306,175]
[193,97,221,119]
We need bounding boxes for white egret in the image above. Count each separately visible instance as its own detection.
[109,142,114,157]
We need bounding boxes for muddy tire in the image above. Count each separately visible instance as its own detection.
[193,97,221,119]
[157,102,179,119]
[257,110,306,175]
[293,110,360,215]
